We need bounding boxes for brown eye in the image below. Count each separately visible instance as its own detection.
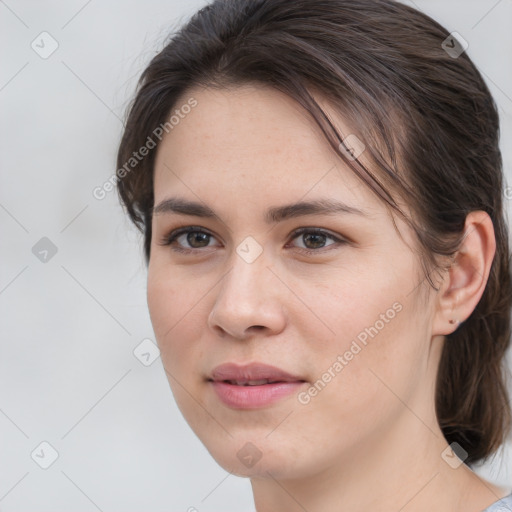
[159,226,220,253]
[289,228,346,252]
[159,226,347,255]
[185,231,211,248]
[301,232,329,249]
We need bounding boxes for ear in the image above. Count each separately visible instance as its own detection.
[432,211,496,336]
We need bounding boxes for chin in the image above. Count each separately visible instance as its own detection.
[196,429,313,480]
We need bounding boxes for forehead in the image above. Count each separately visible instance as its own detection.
[153,84,383,210]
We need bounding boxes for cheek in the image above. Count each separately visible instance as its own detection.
[297,256,424,404]
[294,255,413,354]
[146,265,206,368]
[146,268,175,341]
[146,266,210,423]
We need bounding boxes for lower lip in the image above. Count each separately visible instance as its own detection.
[210,381,305,409]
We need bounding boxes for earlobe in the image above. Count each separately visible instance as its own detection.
[432,211,496,336]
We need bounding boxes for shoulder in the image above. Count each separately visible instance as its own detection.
[482,493,512,511]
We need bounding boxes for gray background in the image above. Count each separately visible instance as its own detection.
[1,0,511,510]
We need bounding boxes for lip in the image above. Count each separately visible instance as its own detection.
[208,362,307,409]
[210,362,304,383]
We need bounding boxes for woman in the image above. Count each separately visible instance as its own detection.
[116,0,512,510]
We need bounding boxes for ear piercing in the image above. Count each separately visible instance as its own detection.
[450,300,461,326]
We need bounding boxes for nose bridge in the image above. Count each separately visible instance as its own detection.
[220,242,273,308]
[208,240,285,336]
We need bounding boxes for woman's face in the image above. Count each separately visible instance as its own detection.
[148,84,441,479]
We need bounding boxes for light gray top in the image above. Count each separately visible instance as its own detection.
[251,493,512,511]
[483,493,512,511]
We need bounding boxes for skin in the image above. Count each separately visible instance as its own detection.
[147,84,508,512]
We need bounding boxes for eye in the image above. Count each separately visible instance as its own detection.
[287,227,347,253]
[158,226,220,253]
[158,226,347,254]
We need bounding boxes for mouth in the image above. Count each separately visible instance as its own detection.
[209,362,305,383]
[218,378,295,386]
[207,362,307,409]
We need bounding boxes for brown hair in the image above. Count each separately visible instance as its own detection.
[116,0,512,466]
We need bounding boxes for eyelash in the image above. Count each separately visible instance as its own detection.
[158,226,348,255]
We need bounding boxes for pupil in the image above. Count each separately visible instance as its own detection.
[188,232,209,248]
[304,233,325,249]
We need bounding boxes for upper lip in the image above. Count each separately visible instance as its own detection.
[209,362,306,383]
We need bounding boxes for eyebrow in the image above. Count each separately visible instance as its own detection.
[152,196,369,223]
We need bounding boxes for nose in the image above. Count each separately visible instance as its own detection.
[207,249,287,340]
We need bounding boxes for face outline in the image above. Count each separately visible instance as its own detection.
[147,83,445,481]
